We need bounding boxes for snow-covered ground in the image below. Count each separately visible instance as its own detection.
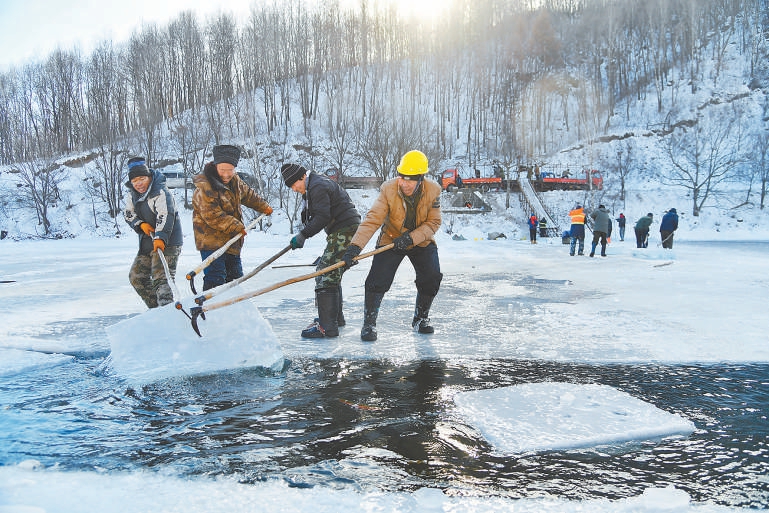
[0,208,766,511]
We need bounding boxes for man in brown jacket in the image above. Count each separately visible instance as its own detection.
[192,145,273,291]
[341,150,442,341]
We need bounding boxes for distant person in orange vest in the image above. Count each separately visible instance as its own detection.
[568,205,586,256]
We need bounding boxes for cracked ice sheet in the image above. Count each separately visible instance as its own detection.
[452,382,696,455]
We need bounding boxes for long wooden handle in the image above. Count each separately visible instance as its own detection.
[195,245,292,304]
[202,243,393,313]
[185,213,266,280]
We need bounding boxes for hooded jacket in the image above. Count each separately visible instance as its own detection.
[350,177,441,250]
[192,162,271,254]
[124,169,183,255]
[590,206,612,234]
[635,215,654,230]
[660,209,679,232]
[299,172,361,239]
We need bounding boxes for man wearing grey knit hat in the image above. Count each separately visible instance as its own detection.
[282,163,361,339]
[123,156,183,308]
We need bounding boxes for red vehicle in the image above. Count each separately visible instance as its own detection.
[441,168,513,192]
[536,169,603,191]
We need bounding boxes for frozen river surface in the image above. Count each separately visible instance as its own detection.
[0,236,767,511]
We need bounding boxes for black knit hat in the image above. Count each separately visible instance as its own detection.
[127,157,151,180]
[281,163,307,187]
[212,145,241,166]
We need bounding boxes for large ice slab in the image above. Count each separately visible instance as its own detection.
[453,382,695,454]
[106,287,284,386]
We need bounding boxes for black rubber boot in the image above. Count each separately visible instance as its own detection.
[361,291,384,342]
[336,285,346,327]
[412,293,435,334]
[301,288,339,338]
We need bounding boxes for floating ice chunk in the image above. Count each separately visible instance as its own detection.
[453,382,695,454]
[106,286,284,386]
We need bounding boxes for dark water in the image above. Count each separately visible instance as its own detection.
[1,353,767,508]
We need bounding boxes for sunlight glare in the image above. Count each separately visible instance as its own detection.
[338,0,451,23]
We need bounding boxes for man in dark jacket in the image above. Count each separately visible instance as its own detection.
[660,208,679,249]
[634,213,654,248]
[589,204,612,257]
[192,145,273,291]
[282,163,361,338]
[616,213,626,241]
[123,157,183,308]
[528,213,538,244]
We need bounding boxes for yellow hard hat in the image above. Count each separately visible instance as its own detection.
[397,150,429,176]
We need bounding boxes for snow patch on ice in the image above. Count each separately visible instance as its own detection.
[0,348,74,377]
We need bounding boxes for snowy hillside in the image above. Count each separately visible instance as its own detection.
[1,17,768,244]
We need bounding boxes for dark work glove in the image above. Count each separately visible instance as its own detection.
[393,233,413,251]
[290,233,306,250]
[341,245,362,268]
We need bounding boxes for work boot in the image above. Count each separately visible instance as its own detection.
[589,242,597,257]
[361,291,384,342]
[412,293,435,334]
[301,288,339,338]
[336,285,346,327]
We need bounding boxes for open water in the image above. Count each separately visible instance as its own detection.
[1,347,767,508]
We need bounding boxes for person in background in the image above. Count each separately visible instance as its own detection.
[660,208,679,249]
[539,217,548,238]
[281,163,361,338]
[192,145,273,291]
[568,205,586,256]
[528,213,538,244]
[589,204,612,257]
[340,150,442,342]
[123,157,183,308]
[634,212,654,248]
[616,213,626,241]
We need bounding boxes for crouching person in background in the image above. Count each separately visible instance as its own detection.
[123,157,183,308]
[341,150,443,342]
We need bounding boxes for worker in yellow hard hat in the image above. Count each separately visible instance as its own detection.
[340,150,443,341]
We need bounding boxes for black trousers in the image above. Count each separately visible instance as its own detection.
[365,242,442,297]
[635,228,649,248]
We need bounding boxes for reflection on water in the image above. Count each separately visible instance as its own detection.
[1,356,767,508]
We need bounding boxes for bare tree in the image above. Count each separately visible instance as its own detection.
[664,110,742,216]
[754,131,769,209]
[613,142,635,203]
[15,159,66,236]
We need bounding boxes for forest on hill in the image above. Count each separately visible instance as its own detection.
[1,0,768,237]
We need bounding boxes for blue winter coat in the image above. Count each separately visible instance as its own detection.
[124,169,183,255]
[660,210,679,232]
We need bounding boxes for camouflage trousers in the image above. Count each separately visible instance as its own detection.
[129,246,182,308]
[315,224,358,290]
